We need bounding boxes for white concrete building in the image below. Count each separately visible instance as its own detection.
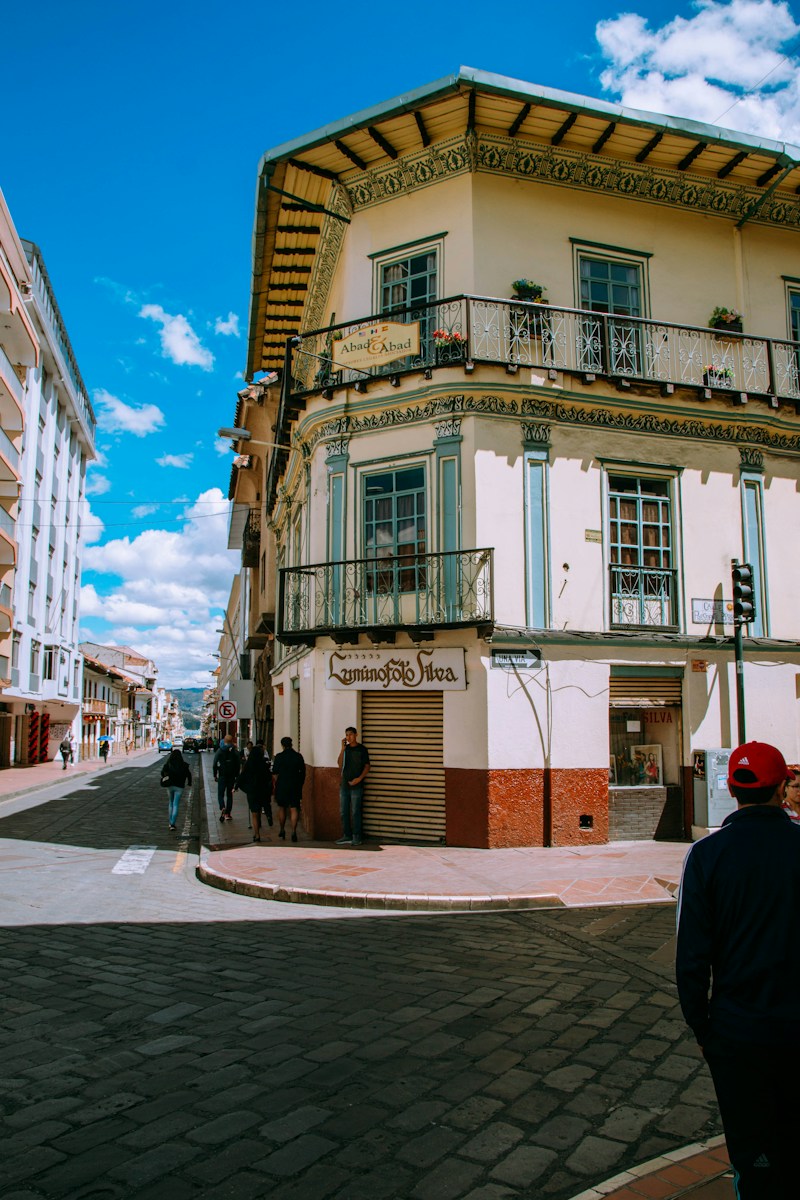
[79,643,158,749]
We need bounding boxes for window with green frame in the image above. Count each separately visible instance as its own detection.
[607,474,677,628]
[578,253,645,376]
[364,466,426,593]
[379,250,437,360]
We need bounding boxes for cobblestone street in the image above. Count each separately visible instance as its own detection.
[0,757,722,1199]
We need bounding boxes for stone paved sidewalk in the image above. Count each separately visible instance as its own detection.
[198,749,690,911]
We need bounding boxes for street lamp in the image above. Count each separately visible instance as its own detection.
[217,428,289,450]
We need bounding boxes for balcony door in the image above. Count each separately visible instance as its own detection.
[378,250,437,366]
[363,467,427,623]
[608,475,676,628]
[579,256,643,376]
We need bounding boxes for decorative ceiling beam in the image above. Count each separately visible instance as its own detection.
[677,142,707,171]
[266,184,350,223]
[592,122,616,154]
[334,139,368,171]
[264,327,299,335]
[718,151,747,179]
[414,111,431,148]
[269,300,306,308]
[551,112,578,146]
[367,125,398,160]
[276,225,321,234]
[508,103,532,138]
[272,265,312,274]
[268,283,308,292]
[467,89,477,134]
[287,157,339,182]
[635,131,664,163]
[756,162,783,187]
[273,247,316,256]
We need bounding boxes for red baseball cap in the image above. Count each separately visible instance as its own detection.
[728,741,788,790]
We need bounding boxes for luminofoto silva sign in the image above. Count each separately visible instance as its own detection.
[324,648,466,691]
[331,321,420,373]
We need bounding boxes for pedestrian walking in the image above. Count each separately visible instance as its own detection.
[99,739,109,764]
[69,734,77,765]
[160,748,192,832]
[336,726,370,846]
[59,736,71,770]
[676,740,800,1199]
[271,736,305,843]
[236,743,272,842]
[213,734,241,822]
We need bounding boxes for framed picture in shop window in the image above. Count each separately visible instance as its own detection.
[631,744,663,787]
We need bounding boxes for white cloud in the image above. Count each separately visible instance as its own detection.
[156,453,194,469]
[597,0,800,143]
[214,311,240,337]
[139,304,214,370]
[86,474,112,497]
[80,500,106,545]
[131,503,159,518]
[94,388,166,438]
[214,436,233,456]
[80,488,239,687]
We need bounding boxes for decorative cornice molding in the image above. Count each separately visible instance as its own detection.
[344,132,800,230]
[298,390,800,459]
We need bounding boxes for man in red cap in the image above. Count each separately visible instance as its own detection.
[676,741,800,1199]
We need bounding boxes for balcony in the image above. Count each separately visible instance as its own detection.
[278,548,494,644]
[242,510,261,569]
[287,295,800,405]
[610,564,678,629]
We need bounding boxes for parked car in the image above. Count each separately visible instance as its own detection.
[157,740,172,753]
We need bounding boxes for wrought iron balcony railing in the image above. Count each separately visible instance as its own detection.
[242,510,261,569]
[288,294,800,403]
[278,548,494,642]
[610,564,678,629]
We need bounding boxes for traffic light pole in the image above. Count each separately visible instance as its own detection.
[734,619,746,744]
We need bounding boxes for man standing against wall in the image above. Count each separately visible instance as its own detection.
[676,741,800,1199]
[337,726,370,847]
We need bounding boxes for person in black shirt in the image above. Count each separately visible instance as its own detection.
[336,726,370,847]
[271,736,305,843]
[676,740,800,1199]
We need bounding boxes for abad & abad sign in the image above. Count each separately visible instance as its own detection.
[324,648,466,691]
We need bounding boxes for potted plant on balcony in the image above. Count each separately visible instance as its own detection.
[703,363,734,388]
[432,328,467,363]
[511,279,547,303]
[709,306,743,334]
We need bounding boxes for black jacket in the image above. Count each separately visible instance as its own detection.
[213,743,241,781]
[271,748,306,804]
[160,755,192,788]
[676,804,800,1045]
[237,747,271,794]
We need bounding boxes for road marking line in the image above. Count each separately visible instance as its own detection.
[112,845,157,875]
[172,850,187,874]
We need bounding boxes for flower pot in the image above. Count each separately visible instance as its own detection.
[710,319,742,335]
[703,370,733,388]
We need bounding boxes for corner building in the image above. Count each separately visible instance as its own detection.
[244,68,800,848]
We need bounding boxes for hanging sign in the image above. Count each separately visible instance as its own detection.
[324,648,465,691]
[331,321,420,373]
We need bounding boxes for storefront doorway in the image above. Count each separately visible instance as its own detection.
[360,690,445,843]
[608,673,684,840]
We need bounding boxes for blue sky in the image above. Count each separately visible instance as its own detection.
[1,0,799,686]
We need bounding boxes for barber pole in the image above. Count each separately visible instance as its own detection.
[38,713,50,762]
[27,712,40,764]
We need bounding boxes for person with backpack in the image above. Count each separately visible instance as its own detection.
[213,735,241,822]
[160,748,192,832]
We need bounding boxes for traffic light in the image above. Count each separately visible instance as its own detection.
[732,560,756,626]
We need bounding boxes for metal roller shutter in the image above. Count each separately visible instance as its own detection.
[609,677,683,707]
[360,691,445,844]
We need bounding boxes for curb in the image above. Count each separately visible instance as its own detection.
[566,1135,729,1199]
[195,860,564,911]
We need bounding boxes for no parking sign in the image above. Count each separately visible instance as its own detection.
[218,700,237,719]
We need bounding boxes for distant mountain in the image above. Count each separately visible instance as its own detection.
[171,687,204,729]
